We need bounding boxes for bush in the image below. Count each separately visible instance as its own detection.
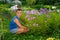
[56,6,60,9]
[55,2,60,6]
[31,5,52,10]
[44,5,52,9]
[31,4,44,10]
[1,7,11,19]
[20,12,60,35]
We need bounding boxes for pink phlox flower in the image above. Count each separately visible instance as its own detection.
[27,17,31,21]
[25,15,30,18]
[26,11,31,14]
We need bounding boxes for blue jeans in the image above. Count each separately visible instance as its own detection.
[10,28,18,33]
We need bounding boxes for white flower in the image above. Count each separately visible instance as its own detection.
[11,5,18,10]
[52,6,56,9]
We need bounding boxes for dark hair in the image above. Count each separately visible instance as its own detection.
[16,9,22,12]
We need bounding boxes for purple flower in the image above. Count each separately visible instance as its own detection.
[26,10,40,15]
[26,11,31,14]
[31,10,36,14]
[40,8,48,14]
[25,15,29,18]
[27,17,31,21]
[30,10,39,14]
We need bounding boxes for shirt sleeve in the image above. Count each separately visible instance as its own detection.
[13,16,18,19]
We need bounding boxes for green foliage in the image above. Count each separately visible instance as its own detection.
[31,5,52,10]
[26,0,36,6]
[44,5,52,9]
[0,4,60,40]
[0,0,60,6]
[31,4,44,10]
[20,12,60,35]
[3,11,60,40]
[36,0,60,5]
[56,6,60,9]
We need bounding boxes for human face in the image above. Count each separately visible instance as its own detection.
[16,11,22,17]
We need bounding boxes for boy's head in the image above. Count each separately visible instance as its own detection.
[16,9,22,17]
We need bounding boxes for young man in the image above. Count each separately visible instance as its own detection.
[10,9,29,34]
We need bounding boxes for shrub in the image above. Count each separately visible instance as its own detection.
[56,6,60,9]
[44,5,52,9]
[1,7,11,19]
[20,11,60,35]
[31,4,44,10]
